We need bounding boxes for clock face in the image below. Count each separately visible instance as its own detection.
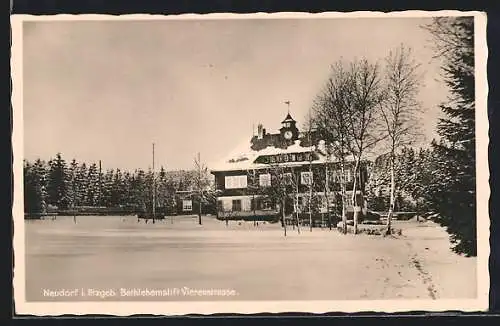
[284,130,293,140]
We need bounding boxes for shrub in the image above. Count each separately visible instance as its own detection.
[336,224,402,236]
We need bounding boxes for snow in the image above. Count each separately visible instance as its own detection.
[25,216,476,302]
[209,138,363,172]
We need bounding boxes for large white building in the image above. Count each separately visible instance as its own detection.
[210,113,370,223]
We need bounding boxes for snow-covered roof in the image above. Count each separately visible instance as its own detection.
[209,138,361,172]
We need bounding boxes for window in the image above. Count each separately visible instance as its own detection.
[259,173,271,187]
[242,198,252,212]
[232,200,242,212]
[284,172,293,185]
[291,154,296,161]
[321,197,328,213]
[301,171,313,185]
[182,200,192,211]
[328,170,338,183]
[297,197,304,212]
[223,200,232,212]
[261,199,272,210]
[225,175,248,189]
[269,156,276,163]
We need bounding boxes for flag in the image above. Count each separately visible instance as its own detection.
[284,100,290,105]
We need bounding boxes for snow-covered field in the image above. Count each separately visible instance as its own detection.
[24,215,477,301]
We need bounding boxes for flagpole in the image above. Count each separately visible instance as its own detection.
[284,100,291,115]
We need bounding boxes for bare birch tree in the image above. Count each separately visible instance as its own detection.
[304,111,315,232]
[193,152,210,225]
[246,169,261,227]
[322,147,333,230]
[344,59,385,234]
[379,44,423,235]
[263,163,294,237]
[312,60,354,234]
[288,166,301,234]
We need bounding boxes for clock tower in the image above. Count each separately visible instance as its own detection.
[279,112,299,141]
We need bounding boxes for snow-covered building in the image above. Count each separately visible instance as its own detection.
[210,112,371,222]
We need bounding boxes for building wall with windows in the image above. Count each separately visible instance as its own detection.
[210,113,371,221]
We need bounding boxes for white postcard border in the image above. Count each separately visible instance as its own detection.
[11,10,490,315]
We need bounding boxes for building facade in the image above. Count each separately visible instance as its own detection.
[210,113,370,223]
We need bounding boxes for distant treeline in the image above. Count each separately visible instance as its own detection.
[23,154,215,216]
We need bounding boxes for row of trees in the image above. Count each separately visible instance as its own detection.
[309,43,422,235]
[305,17,475,256]
[367,146,433,213]
[23,153,213,216]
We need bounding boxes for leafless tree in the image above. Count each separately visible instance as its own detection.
[262,162,297,237]
[288,166,301,234]
[312,60,354,234]
[219,208,238,226]
[344,59,385,234]
[246,169,261,227]
[322,151,333,230]
[379,44,423,235]
[193,152,210,225]
[304,112,315,232]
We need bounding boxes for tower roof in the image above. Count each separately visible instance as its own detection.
[281,113,296,123]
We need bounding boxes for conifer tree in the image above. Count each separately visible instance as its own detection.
[85,163,100,206]
[76,162,88,207]
[114,168,125,207]
[101,169,114,207]
[46,153,69,209]
[424,17,476,256]
[66,159,79,209]
[24,160,48,215]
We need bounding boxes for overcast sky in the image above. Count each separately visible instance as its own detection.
[23,17,448,171]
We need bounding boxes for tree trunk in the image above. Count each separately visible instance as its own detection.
[198,197,202,225]
[296,195,301,234]
[325,164,332,230]
[295,175,301,234]
[309,169,313,232]
[308,191,312,231]
[326,198,332,230]
[340,160,348,234]
[282,199,287,237]
[352,159,360,235]
[386,150,395,235]
[253,193,256,227]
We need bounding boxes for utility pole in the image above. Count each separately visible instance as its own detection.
[197,152,202,225]
[152,143,156,224]
[98,160,102,208]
